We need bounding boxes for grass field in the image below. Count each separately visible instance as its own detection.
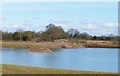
[2,64,117,74]
[1,40,118,49]
[1,41,60,49]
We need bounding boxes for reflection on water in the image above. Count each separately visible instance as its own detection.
[2,48,118,72]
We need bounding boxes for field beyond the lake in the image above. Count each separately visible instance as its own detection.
[2,64,117,74]
[1,41,61,49]
[1,39,119,50]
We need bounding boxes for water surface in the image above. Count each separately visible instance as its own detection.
[2,48,118,72]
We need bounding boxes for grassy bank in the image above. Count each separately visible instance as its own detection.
[1,40,83,50]
[2,64,116,74]
[84,43,119,48]
[1,40,119,49]
[1,41,60,49]
[84,40,119,48]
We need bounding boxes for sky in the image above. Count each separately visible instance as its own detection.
[1,2,118,36]
[0,0,119,2]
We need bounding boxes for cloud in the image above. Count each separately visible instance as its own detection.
[0,16,6,20]
[82,23,97,30]
[0,25,7,32]
[104,22,118,28]
[76,22,118,36]
[25,28,34,31]
[13,24,24,29]
[12,24,24,32]
[12,23,36,32]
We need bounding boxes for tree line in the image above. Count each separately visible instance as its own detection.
[1,23,120,42]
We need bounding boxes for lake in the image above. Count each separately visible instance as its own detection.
[1,48,118,73]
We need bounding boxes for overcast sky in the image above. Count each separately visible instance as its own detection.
[1,2,118,36]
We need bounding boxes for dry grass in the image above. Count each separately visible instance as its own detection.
[1,41,60,49]
[1,40,119,49]
[2,64,117,74]
[85,40,119,48]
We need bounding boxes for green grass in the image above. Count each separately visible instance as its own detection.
[2,64,117,74]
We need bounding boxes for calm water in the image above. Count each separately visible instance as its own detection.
[1,48,118,72]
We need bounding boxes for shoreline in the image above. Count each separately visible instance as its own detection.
[1,40,119,53]
[1,40,119,48]
[2,64,117,74]
[84,43,120,48]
